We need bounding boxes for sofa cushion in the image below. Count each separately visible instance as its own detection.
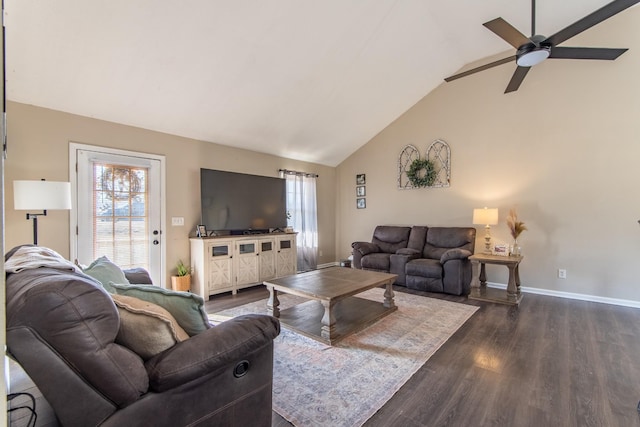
[406,258,443,278]
[105,283,211,336]
[82,256,130,286]
[361,253,392,271]
[371,226,411,254]
[112,294,189,360]
[423,227,475,259]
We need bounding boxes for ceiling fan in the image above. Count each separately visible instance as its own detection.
[444,0,640,93]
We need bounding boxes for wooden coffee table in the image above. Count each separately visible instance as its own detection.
[263,267,397,345]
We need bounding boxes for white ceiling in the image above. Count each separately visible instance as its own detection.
[5,0,635,166]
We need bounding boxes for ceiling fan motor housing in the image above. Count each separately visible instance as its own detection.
[516,35,552,67]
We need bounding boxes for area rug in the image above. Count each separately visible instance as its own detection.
[211,288,478,427]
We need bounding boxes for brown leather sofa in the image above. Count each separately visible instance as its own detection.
[352,225,476,295]
[5,246,280,427]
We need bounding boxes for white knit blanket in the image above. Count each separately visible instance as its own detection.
[5,246,82,274]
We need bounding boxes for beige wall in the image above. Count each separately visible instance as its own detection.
[5,102,336,287]
[6,8,640,303]
[336,8,640,302]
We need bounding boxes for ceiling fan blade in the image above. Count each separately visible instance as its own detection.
[483,18,531,48]
[546,0,640,46]
[505,66,531,93]
[444,56,516,82]
[550,46,628,60]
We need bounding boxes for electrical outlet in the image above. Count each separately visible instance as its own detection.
[558,269,567,279]
[171,217,185,226]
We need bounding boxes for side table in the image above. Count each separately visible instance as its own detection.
[468,253,523,306]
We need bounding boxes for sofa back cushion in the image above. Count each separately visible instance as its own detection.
[372,226,412,254]
[423,227,476,259]
[407,226,428,251]
[5,266,149,408]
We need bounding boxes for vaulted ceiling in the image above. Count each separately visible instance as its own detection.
[5,0,636,166]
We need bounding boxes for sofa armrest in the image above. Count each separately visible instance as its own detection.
[123,268,153,284]
[145,314,280,392]
[395,248,421,256]
[351,241,381,256]
[440,248,472,264]
[389,250,420,286]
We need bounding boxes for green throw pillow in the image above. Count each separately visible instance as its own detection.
[106,282,211,336]
[83,256,130,286]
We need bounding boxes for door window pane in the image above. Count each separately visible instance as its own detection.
[92,163,149,270]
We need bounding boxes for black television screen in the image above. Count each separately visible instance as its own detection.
[200,168,287,232]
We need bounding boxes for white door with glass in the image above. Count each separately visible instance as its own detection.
[72,145,164,284]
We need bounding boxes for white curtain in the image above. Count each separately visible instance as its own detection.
[281,171,318,272]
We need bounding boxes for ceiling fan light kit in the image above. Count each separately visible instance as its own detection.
[516,45,550,67]
[444,0,640,93]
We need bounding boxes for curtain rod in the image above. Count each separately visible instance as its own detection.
[278,168,319,178]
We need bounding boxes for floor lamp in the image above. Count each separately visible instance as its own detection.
[13,180,72,245]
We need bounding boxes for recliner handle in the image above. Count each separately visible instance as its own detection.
[233,360,250,378]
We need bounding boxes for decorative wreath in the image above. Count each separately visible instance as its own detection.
[407,158,436,188]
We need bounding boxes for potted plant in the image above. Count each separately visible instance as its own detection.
[171,260,191,292]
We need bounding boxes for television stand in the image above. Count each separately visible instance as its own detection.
[190,233,297,299]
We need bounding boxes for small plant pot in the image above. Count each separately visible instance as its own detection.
[171,274,191,292]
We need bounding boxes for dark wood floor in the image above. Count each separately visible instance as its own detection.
[205,285,640,427]
[9,285,640,426]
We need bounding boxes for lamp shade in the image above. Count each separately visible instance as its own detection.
[472,207,498,226]
[14,180,72,210]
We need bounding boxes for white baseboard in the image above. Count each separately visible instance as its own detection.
[318,262,340,269]
[318,262,640,308]
[486,282,640,309]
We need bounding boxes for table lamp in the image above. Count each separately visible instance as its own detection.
[14,179,72,245]
[473,207,498,254]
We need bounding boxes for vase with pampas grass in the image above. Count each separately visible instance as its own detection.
[506,208,527,256]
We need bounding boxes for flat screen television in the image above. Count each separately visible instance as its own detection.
[200,168,287,233]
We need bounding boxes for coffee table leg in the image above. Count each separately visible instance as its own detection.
[320,300,336,341]
[266,286,280,317]
[383,281,395,309]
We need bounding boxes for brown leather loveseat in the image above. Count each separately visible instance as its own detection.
[352,225,476,295]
